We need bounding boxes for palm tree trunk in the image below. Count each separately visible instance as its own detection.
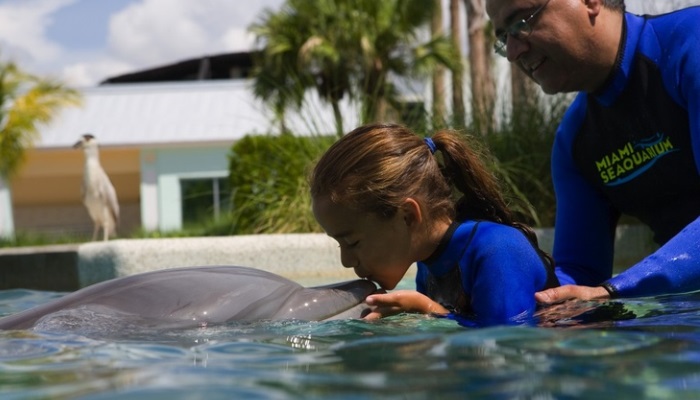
[431,0,446,128]
[332,100,344,137]
[450,0,466,128]
[511,63,537,117]
[361,65,388,123]
[465,0,495,132]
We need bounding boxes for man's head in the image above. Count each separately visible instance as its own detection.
[601,0,625,11]
[486,0,625,94]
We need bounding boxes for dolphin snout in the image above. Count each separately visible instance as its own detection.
[281,279,378,321]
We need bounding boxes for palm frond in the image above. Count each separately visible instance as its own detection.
[0,61,82,178]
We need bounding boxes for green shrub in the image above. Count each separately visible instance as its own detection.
[226,133,337,234]
[220,91,570,237]
[478,94,573,227]
[0,231,85,247]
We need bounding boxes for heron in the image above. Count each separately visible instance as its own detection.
[73,134,119,241]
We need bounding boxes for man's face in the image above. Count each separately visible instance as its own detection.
[486,0,598,94]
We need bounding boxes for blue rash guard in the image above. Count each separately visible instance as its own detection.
[552,7,700,297]
[415,220,558,326]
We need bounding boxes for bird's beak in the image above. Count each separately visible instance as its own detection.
[73,140,83,149]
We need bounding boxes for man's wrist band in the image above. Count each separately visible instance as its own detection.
[600,282,618,299]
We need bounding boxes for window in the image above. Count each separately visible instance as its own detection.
[180,177,232,226]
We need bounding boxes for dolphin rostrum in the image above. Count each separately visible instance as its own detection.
[0,266,377,331]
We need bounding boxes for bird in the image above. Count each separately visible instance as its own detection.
[73,134,119,241]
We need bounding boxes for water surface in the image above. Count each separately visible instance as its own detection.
[2,286,700,399]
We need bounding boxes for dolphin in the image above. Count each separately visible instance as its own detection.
[0,266,377,331]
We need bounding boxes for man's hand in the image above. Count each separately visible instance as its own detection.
[535,285,610,304]
[362,290,449,320]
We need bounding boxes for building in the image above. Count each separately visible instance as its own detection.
[0,52,359,238]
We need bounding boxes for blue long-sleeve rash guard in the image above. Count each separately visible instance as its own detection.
[416,221,558,326]
[552,7,700,297]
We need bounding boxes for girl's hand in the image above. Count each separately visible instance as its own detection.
[363,290,449,320]
[535,285,610,304]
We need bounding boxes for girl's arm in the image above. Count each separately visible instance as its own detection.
[466,223,548,325]
[362,291,449,320]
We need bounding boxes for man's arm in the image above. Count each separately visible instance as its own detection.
[605,216,700,297]
[537,217,700,302]
[549,99,619,287]
[539,9,700,303]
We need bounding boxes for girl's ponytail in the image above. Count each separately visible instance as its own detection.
[432,130,556,277]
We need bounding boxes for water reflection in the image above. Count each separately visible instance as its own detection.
[2,290,700,398]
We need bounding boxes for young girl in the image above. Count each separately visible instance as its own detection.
[310,123,559,326]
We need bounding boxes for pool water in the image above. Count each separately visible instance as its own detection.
[2,283,700,399]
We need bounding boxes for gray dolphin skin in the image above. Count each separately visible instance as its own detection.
[0,266,377,331]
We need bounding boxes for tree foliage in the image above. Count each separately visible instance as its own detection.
[0,60,82,178]
[227,134,336,234]
[479,94,573,227]
[249,0,461,135]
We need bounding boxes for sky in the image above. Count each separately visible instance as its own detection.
[0,0,698,88]
[0,0,284,87]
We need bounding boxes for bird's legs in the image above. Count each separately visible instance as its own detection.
[92,223,99,242]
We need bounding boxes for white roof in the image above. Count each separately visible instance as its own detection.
[38,80,359,149]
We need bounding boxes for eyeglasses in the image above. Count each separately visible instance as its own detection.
[493,0,552,57]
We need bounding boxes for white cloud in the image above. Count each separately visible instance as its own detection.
[0,0,283,86]
[0,0,76,65]
[61,57,134,87]
[221,28,258,53]
[107,0,282,67]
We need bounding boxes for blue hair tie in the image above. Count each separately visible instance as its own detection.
[424,137,437,154]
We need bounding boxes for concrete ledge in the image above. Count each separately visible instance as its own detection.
[0,244,81,291]
[76,233,362,287]
[0,234,366,291]
[0,226,657,291]
[535,224,658,274]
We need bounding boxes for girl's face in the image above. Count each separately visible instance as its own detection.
[312,195,416,290]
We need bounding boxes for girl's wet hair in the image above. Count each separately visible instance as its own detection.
[311,123,508,222]
[309,123,553,267]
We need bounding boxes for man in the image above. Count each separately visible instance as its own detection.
[485,0,700,302]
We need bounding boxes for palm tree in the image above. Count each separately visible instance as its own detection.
[250,0,354,137]
[352,0,463,123]
[0,60,82,178]
[250,0,460,134]
[431,0,446,128]
[465,0,495,132]
[450,0,466,127]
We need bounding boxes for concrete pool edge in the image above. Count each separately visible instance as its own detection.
[0,225,657,291]
[76,233,365,287]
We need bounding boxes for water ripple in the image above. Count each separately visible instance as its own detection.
[2,290,700,398]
